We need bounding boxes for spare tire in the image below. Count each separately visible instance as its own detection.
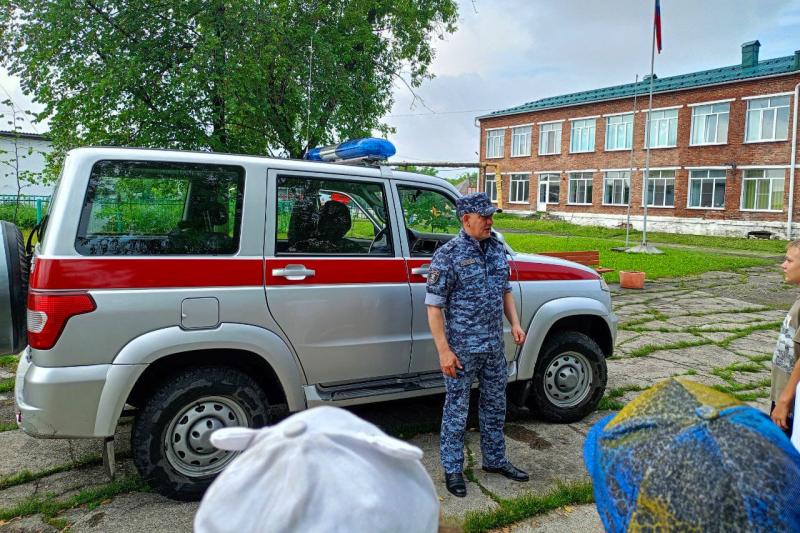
[0,221,28,355]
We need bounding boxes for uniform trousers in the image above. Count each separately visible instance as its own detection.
[440,348,508,473]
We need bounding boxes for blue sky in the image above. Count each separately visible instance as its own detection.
[2,0,800,179]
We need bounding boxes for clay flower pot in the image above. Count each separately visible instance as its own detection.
[619,270,645,289]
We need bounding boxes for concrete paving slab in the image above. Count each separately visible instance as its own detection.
[727,331,779,357]
[507,504,604,533]
[62,493,198,533]
[613,332,706,357]
[469,413,606,502]
[650,345,745,371]
[410,431,499,518]
[0,515,59,532]
[0,425,131,479]
[606,358,692,389]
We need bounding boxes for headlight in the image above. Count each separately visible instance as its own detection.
[599,278,610,292]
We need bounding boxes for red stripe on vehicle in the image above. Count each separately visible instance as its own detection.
[406,258,432,283]
[30,258,264,290]
[266,258,409,285]
[511,260,598,281]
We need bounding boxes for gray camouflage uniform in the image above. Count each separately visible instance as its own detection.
[425,227,512,473]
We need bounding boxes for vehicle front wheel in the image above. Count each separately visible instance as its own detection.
[131,366,270,500]
[527,331,607,423]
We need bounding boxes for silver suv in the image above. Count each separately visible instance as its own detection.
[1,147,617,500]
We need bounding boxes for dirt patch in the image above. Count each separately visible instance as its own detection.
[505,424,552,450]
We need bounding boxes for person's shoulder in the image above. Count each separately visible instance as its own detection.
[434,237,460,258]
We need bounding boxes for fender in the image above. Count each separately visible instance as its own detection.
[94,323,307,436]
[516,297,614,381]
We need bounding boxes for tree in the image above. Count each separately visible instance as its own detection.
[395,165,439,177]
[0,99,42,225]
[0,1,458,176]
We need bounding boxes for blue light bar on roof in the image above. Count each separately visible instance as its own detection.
[304,137,396,161]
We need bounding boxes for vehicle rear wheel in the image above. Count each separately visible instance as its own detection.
[0,221,28,355]
[131,366,270,500]
[527,331,606,423]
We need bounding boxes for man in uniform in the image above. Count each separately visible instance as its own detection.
[425,192,529,498]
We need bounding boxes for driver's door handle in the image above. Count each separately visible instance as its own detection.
[272,264,316,281]
[411,265,430,278]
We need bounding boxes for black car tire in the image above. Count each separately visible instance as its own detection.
[131,366,270,501]
[528,331,607,423]
[0,221,29,355]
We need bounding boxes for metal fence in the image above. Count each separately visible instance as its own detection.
[0,195,51,224]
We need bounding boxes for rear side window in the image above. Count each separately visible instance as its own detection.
[76,160,244,256]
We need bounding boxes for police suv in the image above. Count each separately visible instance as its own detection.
[0,140,617,500]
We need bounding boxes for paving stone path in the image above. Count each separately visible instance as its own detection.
[0,264,791,532]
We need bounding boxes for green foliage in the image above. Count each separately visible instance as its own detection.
[463,482,594,532]
[400,188,460,233]
[493,214,788,254]
[503,233,772,283]
[0,203,37,228]
[395,165,439,177]
[1,1,458,177]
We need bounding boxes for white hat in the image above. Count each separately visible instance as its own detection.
[193,406,439,533]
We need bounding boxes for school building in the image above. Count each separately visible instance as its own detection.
[476,40,800,238]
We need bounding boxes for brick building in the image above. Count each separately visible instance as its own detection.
[476,41,800,238]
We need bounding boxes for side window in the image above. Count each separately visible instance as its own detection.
[397,186,459,256]
[75,161,244,256]
[276,176,392,256]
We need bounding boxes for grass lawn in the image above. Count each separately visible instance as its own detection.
[493,214,787,254]
[504,233,772,283]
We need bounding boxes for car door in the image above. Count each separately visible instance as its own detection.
[393,182,522,374]
[264,169,412,385]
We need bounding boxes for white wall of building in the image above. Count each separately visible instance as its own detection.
[0,134,54,196]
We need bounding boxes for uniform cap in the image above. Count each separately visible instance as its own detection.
[584,378,800,532]
[456,192,500,217]
[194,406,439,533]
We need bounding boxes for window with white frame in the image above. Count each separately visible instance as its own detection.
[484,174,498,202]
[509,173,530,203]
[539,173,560,204]
[603,171,630,206]
[539,123,562,155]
[690,103,730,145]
[570,119,596,153]
[486,129,504,158]
[688,170,726,209]
[511,126,532,157]
[568,172,593,204]
[605,114,633,150]
[644,170,675,207]
[745,96,790,142]
[741,169,785,211]
[645,109,678,148]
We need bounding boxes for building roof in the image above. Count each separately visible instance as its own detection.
[480,52,800,120]
[0,130,49,141]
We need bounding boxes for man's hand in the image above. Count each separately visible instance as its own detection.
[511,324,526,345]
[439,349,463,378]
[772,399,792,430]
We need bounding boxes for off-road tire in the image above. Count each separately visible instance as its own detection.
[0,221,29,355]
[528,331,607,423]
[131,366,270,501]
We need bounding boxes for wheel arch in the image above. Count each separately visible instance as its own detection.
[94,323,307,436]
[516,297,614,382]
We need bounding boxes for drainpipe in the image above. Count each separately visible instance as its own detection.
[789,81,800,240]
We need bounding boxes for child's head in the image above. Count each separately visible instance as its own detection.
[783,241,800,285]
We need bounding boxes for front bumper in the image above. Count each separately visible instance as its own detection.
[15,349,113,438]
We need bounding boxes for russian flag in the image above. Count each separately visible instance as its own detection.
[654,0,662,53]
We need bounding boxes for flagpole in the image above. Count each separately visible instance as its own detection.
[624,74,639,249]
[629,0,663,254]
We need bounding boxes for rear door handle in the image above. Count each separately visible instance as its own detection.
[272,264,316,281]
[411,264,430,278]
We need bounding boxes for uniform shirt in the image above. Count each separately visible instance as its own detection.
[424,230,512,354]
[771,297,800,401]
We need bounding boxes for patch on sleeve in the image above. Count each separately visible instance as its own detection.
[427,269,441,285]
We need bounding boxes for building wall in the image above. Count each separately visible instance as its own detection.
[0,135,54,196]
[478,73,800,237]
